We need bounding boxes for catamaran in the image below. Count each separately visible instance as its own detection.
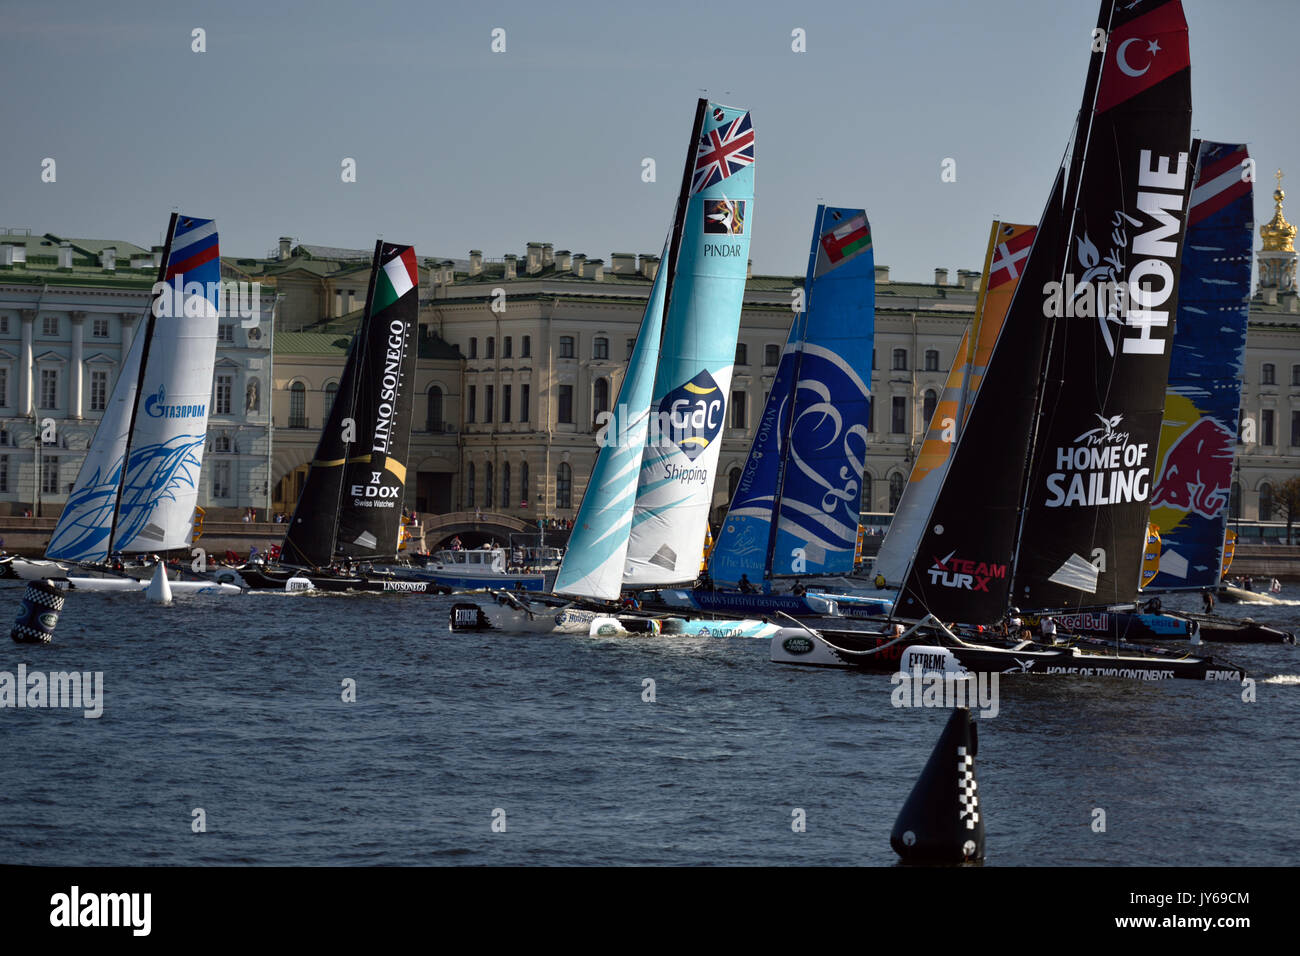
[42,213,240,600]
[771,0,1247,681]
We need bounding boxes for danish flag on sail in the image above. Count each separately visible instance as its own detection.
[1188,146,1252,227]
[692,111,754,194]
[987,225,1037,289]
[1094,1,1189,114]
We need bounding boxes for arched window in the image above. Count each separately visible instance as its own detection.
[1259,482,1274,521]
[888,472,905,511]
[1229,480,1241,519]
[765,344,780,367]
[728,467,741,499]
[427,385,444,432]
[593,336,609,360]
[289,382,306,428]
[520,460,530,506]
[485,462,494,510]
[924,349,940,372]
[922,388,938,427]
[593,377,610,417]
[323,382,338,420]
[466,463,476,509]
[556,462,572,509]
[501,462,511,509]
[892,348,907,371]
[860,473,873,511]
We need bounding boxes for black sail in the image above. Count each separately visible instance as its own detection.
[1013,0,1193,610]
[282,242,419,567]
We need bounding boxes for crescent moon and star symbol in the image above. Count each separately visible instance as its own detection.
[1116,36,1161,77]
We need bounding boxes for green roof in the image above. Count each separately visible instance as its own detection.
[274,331,351,356]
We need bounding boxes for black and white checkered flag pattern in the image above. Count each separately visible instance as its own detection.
[957,745,979,830]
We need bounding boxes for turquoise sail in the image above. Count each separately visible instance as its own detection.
[710,205,875,584]
[553,242,669,599]
[623,102,755,587]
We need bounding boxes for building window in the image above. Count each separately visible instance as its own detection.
[486,337,495,359]
[925,349,940,372]
[558,384,573,423]
[40,369,58,409]
[1260,483,1274,522]
[427,386,444,431]
[1262,363,1276,386]
[90,370,108,412]
[890,395,906,434]
[765,344,780,367]
[0,455,7,493]
[728,467,741,499]
[521,384,530,423]
[323,382,338,420]
[559,336,575,359]
[92,318,109,338]
[468,337,478,359]
[872,348,877,370]
[731,391,746,429]
[466,463,475,509]
[922,388,938,426]
[867,397,874,433]
[213,461,232,500]
[42,315,59,336]
[485,462,494,508]
[501,462,512,510]
[42,455,59,494]
[215,374,233,416]
[627,338,636,360]
[892,348,907,371]
[214,434,232,453]
[502,384,512,423]
[0,367,8,406]
[556,462,572,509]
[520,460,529,505]
[288,381,306,427]
[522,335,531,358]
[1293,364,1300,387]
[593,378,609,418]
[1229,481,1241,518]
[0,315,8,334]
[503,337,512,358]
[1292,410,1300,447]
[735,343,748,366]
[889,473,905,511]
[485,385,495,423]
[467,385,477,423]
[593,337,609,360]
[861,474,872,511]
[218,324,234,344]
[1262,408,1275,446]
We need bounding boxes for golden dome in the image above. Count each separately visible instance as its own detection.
[1261,169,1296,252]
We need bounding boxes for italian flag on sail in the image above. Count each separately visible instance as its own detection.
[820,214,871,264]
[374,246,418,312]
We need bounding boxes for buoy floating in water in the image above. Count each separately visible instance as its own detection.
[145,562,173,605]
[890,707,985,864]
[11,579,66,644]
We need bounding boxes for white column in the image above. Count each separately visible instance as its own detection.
[70,312,85,419]
[19,309,34,416]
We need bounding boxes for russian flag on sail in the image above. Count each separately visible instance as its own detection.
[374,247,418,312]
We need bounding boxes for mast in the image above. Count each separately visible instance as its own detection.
[107,212,178,555]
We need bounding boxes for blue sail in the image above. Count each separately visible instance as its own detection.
[553,241,669,599]
[711,205,875,584]
[1148,142,1253,590]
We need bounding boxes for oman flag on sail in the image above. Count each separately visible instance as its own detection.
[820,213,871,265]
[1094,1,1189,114]
[373,247,418,311]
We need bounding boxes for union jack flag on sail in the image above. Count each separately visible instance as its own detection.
[692,110,754,195]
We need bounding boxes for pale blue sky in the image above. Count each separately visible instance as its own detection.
[2,0,1296,282]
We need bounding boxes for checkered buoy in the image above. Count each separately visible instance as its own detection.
[890,707,985,863]
[11,579,66,645]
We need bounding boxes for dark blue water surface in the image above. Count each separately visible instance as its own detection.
[2,588,1297,866]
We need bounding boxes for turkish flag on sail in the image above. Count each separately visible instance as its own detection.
[1094,1,1189,114]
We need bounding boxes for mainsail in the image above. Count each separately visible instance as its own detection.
[896,0,1194,623]
[872,220,1036,585]
[47,214,221,562]
[281,242,419,567]
[622,101,755,587]
[709,205,874,584]
[1147,142,1253,589]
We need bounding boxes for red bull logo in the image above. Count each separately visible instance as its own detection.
[1151,417,1234,519]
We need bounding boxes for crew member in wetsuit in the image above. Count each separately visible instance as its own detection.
[738,574,757,594]
[1202,589,1215,613]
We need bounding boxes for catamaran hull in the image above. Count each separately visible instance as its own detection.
[1217,585,1286,606]
[1030,609,1294,645]
[770,628,1247,681]
[236,566,446,595]
[652,588,837,617]
[61,576,241,596]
